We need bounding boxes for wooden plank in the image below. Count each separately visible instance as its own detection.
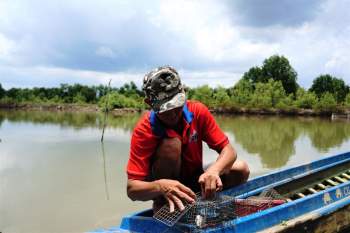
[326,179,338,186]
[307,188,318,194]
[334,176,347,183]
[317,183,326,190]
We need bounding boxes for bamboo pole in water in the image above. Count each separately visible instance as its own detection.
[101,79,111,142]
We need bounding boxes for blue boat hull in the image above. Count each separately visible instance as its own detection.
[89,151,350,233]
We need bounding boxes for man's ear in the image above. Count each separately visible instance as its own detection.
[144,98,151,106]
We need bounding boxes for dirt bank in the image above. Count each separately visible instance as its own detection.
[1,103,349,117]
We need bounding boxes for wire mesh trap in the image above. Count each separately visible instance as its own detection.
[179,195,236,229]
[153,189,287,231]
[153,200,195,227]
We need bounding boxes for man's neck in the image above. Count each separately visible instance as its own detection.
[159,116,184,135]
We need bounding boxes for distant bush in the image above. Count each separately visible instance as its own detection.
[190,85,214,108]
[213,86,231,108]
[1,54,349,113]
[295,88,318,109]
[315,92,337,111]
[310,74,349,103]
[98,92,145,111]
[344,93,350,108]
[248,79,286,109]
[230,79,253,106]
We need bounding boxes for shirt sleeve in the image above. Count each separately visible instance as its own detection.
[197,102,229,153]
[126,115,159,180]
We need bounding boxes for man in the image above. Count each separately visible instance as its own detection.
[126,66,249,213]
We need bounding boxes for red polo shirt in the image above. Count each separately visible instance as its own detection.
[126,100,229,186]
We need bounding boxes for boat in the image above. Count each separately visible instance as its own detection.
[89,151,350,233]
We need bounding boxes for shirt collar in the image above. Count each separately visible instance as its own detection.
[150,102,193,137]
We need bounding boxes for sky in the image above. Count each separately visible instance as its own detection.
[0,0,349,89]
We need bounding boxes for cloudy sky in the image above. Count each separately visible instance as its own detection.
[0,0,349,89]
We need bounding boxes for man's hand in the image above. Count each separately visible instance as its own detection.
[155,179,196,213]
[198,171,223,199]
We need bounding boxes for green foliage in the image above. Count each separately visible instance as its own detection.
[190,85,214,107]
[98,92,144,111]
[213,86,230,108]
[249,82,272,108]
[242,66,264,83]
[231,79,253,106]
[310,74,349,103]
[0,83,5,99]
[48,95,63,104]
[73,92,87,104]
[295,88,318,109]
[261,55,298,94]
[1,53,349,113]
[345,93,350,107]
[249,79,286,108]
[186,87,195,100]
[243,55,298,94]
[0,96,16,104]
[119,81,143,97]
[275,94,295,110]
[316,92,337,111]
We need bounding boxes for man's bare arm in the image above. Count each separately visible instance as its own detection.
[209,143,237,175]
[198,143,237,198]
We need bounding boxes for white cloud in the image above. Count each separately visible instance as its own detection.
[0,34,15,60]
[0,64,242,89]
[96,46,116,58]
[0,0,349,88]
[181,69,241,87]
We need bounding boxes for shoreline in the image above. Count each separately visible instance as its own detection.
[1,103,349,117]
[0,103,142,116]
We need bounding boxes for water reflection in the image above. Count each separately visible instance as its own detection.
[217,116,300,168]
[216,116,350,168]
[0,111,350,168]
[0,110,349,233]
[298,119,350,152]
[1,110,350,169]
[0,110,140,131]
[101,142,110,200]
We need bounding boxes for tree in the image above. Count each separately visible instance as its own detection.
[73,92,87,104]
[191,85,214,107]
[0,83,5,99]
[309,74,349,103]
[345,93,350,108]
[316,92,337,111]
[119,81,143,97]
[249,79,287,108]
[242,66,264,83]
[295,88,318,109]
[261,55,298,95]
[213,86,230,108]
[231,79,254,106]
[242,55,298,95]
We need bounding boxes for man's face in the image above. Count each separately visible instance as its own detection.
[156,107,183,127]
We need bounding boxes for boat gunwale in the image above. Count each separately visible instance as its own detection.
[90,152,350,233]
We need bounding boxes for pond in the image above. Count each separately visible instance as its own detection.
[0,110,349,233]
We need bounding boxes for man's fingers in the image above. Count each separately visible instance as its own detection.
[165,196,175,213]
[216,177,223,191]
[177,184,196,200]
[210,178,217,197]
[205,178,213,198]
[171,195,185,211]
[200,182,205,198]
[175,189,196,203]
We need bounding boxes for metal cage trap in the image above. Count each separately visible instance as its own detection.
[153,189,286,231]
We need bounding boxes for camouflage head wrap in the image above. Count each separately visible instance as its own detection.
[142,66,185,113]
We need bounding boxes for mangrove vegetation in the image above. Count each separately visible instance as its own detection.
[1,55,350,113]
